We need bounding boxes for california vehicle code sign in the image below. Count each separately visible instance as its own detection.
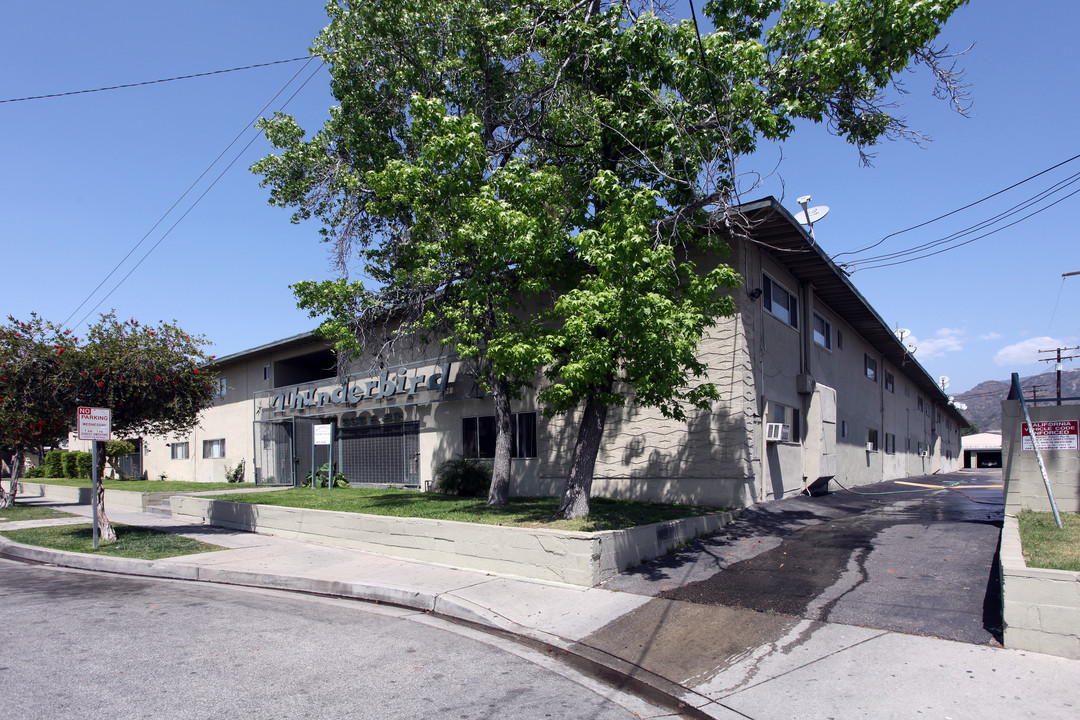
[1021,420,1079,451]
[77,406,112,442]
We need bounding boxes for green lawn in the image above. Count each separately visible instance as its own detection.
[207,486,726,532]
[0,522,225,559]
[1017,510,1080,572]
[19,478,252,493]
[0,503,77,522]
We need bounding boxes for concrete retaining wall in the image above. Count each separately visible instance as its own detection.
[1000,514,1080,659]
[16,482,173,512]
[170,495,737,587]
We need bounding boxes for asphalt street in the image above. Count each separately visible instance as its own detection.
[602,470,1004,645]
[0,560,673,720]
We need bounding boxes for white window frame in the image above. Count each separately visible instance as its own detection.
[170,442,189,460]
[813,312,832,350]
[762,273,798,328]
[203,439,226,459]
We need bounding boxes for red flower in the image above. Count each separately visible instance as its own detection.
[97,381,104,387]
[193,369,199,374]
[156,375,162,380]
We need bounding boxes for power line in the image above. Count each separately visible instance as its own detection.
[65,58,325,330]
[831,153,1080,260]
[842,182,1080,272]
[0,56,312,104]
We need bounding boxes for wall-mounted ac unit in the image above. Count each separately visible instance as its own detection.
[866,442,876,452]
[919,450,929,457]
[765,423,790,442]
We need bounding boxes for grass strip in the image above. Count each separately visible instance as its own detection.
[0,503,77,522]
[18,478,251,493]
[206,487,726,532]
[1017,510,1080,572]
[0,523,225,560]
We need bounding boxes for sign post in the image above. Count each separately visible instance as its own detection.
[312,423,333,490]
[77,407,112,548]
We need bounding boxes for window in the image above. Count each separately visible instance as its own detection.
[203,439,226,459]
[884,371,894,393]
[170,442,189,460]
[462,412,537,459]
[263,365,271,381]
[762,274,798,328]
[837,330,844,350]
[864,355,878,381]
[216,378,228,398]
[813,313,832,349]
[917,396,924,411]
[768,402,800,442]
[841,420,848,438]
[867,429,879,452]
[885,433,896,454]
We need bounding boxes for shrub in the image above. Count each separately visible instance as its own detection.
[302,462,348,488]
[44,450,65,478]
[61,452,78,478]
[25,466,46,478]
[434,456,492,497]
[75,451,92,479]
[105,439,136,459]
[225,459,246,483]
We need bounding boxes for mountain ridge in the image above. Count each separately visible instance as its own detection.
[953,368,1080,433]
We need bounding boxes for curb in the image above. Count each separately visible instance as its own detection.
[0,535,720,718]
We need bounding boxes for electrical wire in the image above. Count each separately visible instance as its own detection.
[66,59,325,331]
[847,170,1080,265]
[0,57,312,104]
[844,183,1080,272]
[831,153,1080,260]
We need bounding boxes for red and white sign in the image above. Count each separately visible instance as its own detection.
[77,406,112,442]
[1021,420,1078,451]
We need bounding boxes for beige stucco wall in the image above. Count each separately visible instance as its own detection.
[1002,400,1080,513]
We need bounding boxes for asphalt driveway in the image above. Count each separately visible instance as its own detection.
[602,470,1004,645]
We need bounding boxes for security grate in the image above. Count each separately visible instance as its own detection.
[254,421,295,486]
[338,422,420,486]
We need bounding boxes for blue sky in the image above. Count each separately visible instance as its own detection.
[2,1,1077,395]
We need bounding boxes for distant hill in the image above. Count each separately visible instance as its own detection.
[953,368,1080,432]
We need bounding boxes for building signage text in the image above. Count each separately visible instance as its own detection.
[269,363,452,413]
[1021,420,1079,451]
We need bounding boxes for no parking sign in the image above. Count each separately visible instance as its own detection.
[77,406,111,441]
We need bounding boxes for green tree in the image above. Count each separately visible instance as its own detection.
[71,313,220,539]
[255,0,969,517]
[0,315,78,508]
[0,313,218,536]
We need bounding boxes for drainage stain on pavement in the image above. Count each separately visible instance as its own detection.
[578,597,802,688]
[659,518,874,617]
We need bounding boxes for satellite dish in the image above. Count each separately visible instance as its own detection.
[938,376,950,390]
[894,328,911,341]
[795,205,830,225]
[953,402,968,411]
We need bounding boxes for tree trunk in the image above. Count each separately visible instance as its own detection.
[487,377,513,506]
[0,451,22,509]
[555,391,610,520]
[94,444,116,542]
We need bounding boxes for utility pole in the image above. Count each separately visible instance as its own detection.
[1038,346,1079,405]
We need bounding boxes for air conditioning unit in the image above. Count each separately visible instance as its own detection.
[865,442,876,452]
[919,450,929,457]
[765,423,790,442]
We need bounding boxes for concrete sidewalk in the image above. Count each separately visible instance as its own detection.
[2,498,1078,719]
